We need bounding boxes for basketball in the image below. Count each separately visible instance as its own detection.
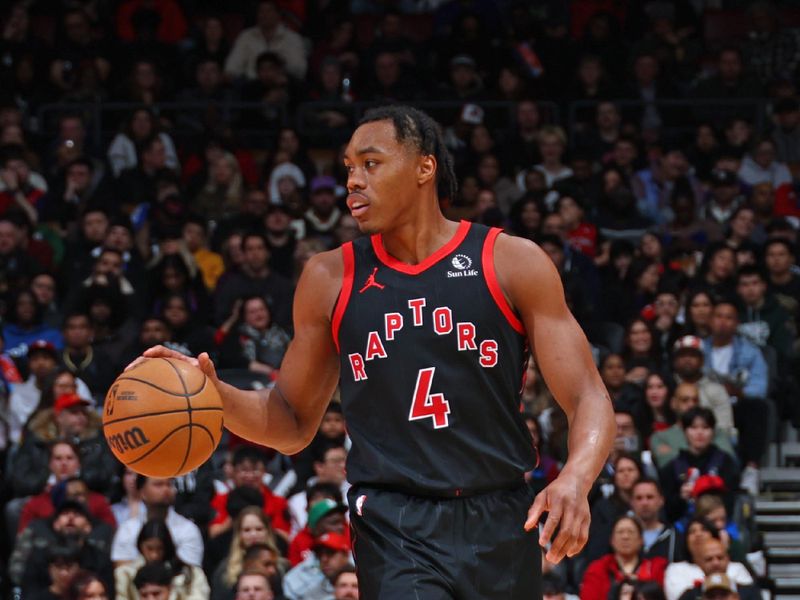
[103,358,224,477]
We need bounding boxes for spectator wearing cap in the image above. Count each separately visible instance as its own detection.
[224,1,307,81]
[658,407,740,523]
[264,201,297,280]
[8,339,60,444]
[289,497,348,567]
[738,137,792,189]
[702,300,769,495]
[703,170,745,228]
[283,531,351,600]
[438,54,485,101]
[208,446,291,539]
[771,97,800,168]
[650,382,736,468]
[12,389,115,497]
[11,499,115,595]
[113,477,204,567]
[672,335,735,440]
[304,176,342,246]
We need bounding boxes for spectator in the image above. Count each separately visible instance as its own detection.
[658,407,740,523]
[264,202,298,280]
[735,265,794,368]
[219,294,290,377]
[771,97,800,169]
[621,318,661,384]
[27,541,82,600]
[599,354,643,411]
[288,443,349,535]
[11,499,114,595]
[650,382,736,468]
[332,565,358,600]
[60,312,115,404]
[583,452,641,564]
[193,152,245,223]
[764,238,799,317]
[283,532,351,600]
[18,465,115,533]
[225,1,307,81]
[66,570,111,600]
[212,506,281,600]
[112,476,204,567]
[702,301,769,495]
[12,390,114,497]
[288,496,348,567]
[214,231,294,329]
[183,215,224,291]
[671,537,758,600]
[671,336,735,439]
[107,108,179,178]
[30,273,62,329]
[738,137,792,188]
[8,339,58,444]
[664,517,749,600]
[132,561,174,600]
[579,515,667,600]
[115,518,209,599]
[693,244,737,300]
[0,145,46,223]
[684,291,715,338]
[693,47,762,122]
[236,570,274,600]
[694,494,748,563]
[159,292,216,360]
[743,1,800,85]
[111,467,144,526]
[631,478,684,562]
[304,176,342,244]
[632,372,676,448]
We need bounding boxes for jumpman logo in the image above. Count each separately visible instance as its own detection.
[359,267,385,293]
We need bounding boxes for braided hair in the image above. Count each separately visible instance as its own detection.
[359,105,458,203]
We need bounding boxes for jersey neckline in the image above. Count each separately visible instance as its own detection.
[370,220,471,275]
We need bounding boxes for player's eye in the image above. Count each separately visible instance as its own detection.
[344,164,354,174]
[365,160,377,169]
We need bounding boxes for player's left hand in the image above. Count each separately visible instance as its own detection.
[524,473,590,564]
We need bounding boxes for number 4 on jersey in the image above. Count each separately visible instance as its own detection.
[409,367,451,429]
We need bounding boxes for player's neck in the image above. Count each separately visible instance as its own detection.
[379,211,459,266]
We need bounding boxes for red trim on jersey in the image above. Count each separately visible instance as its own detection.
[370,220,471,275]
[482,228,526,335]
[332,242,355,353]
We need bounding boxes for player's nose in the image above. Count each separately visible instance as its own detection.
[347,166,366,192]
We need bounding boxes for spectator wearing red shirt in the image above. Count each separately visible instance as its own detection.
[559,194,599,259]
[19,473,115,533]
[210,446,290,539]
[288,493,348,567]
[580,515,668,600]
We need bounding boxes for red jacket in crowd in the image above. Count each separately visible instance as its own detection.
[580,554,668,600]
[210,485,290,535]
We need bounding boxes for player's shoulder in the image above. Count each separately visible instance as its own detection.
[492,230,551,268]
[301,247,346,283]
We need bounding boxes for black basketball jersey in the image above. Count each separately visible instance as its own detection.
[333,220,536,494]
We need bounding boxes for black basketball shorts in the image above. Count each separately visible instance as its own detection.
[347,484,542,599]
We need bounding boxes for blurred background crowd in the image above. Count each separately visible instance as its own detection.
[1,0,800,598]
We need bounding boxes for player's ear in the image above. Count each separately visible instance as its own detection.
[417,154,436,186]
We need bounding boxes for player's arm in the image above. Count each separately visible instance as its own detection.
[493,233,615,563]
[138,250,342,455]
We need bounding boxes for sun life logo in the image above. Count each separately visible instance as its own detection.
[451,254,472,270]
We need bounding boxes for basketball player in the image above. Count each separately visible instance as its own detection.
[134,106,615,598]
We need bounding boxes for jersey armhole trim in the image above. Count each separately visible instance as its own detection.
[482,228,526,335]
[331,242,355,354]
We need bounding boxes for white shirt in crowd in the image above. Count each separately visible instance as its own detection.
[111,507,203,566]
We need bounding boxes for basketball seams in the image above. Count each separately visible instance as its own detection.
[113,376,206,397]
[161,358,195,476]
[124,422,217,474]
[103,406,223,427]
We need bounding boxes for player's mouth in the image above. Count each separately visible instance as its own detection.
[347,193,370,217]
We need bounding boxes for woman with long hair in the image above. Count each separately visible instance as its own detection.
[621,318,661,384]
[107,107,179,177]
[683,290,715,338]
[115,518,209,599]
[633,372,676,448]
[193,152,244,222]
[212,506,280,599]
[508,193,545,240]
[66,570,109,600]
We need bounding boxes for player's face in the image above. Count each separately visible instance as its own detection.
[344,120,427,235]
[334,572,359,600]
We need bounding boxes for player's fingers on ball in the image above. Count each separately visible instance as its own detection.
[124,357,147,371]
[143,344,171,357]
[525,492,548,531]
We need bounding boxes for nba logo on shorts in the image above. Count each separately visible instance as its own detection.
[356,494,367,516]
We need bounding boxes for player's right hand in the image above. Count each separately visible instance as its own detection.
[126,345,220,386]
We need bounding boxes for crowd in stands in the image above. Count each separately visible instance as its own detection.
[1,0,800,598]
